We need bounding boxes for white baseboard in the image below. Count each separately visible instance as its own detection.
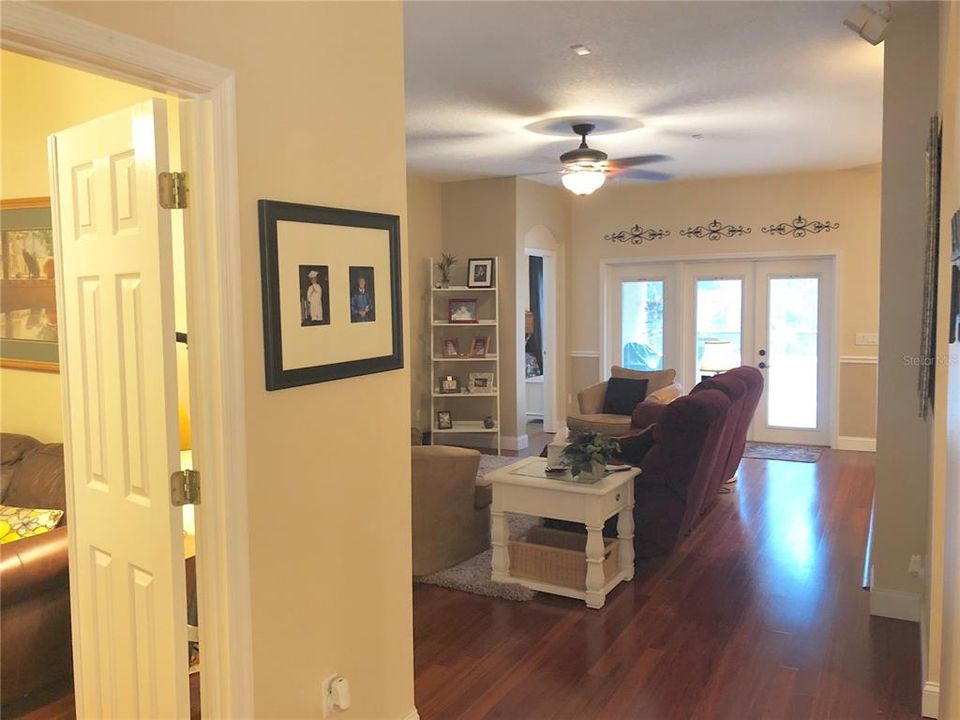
[922,681,940,718]
[501,434,529,451]
[837,436,877,452]
[869,587,921,621]
[401,710,421,720]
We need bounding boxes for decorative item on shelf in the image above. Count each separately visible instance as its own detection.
[483,416,496,429]
[440,338,460,358]
[761,216,840,238]
[438,375,461,394]
[469,335,489,357]
[680,219,751,242]
[436,410,453,430]
[562,431,620,483]
[467,257,495,288]
[0,197,59,373]
[468,372,495,393]
[258,199,402,390]
[604,223,671,246]
[448,298,478,323]
[699,340,739,382]
[435,253,457,288]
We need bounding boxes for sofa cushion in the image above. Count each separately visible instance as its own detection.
[3,445,66,515]
[0,505,64,544]
[617,424,657,466]
[611,366,677,394]
[601,377,649,416]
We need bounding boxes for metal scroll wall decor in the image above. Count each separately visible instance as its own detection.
[680,219,751,241]
[604,223,671,246]
[761,216,840,238]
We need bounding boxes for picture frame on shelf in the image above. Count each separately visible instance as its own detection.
[438,375,461,394]
[468,372,495,393]
[468,335,489,357]
[436,410,453,430]
[258,199,403,390]
[1,197,59,373]
[440,338,460,357]
[448,298,478,323]
[467,257,495,288]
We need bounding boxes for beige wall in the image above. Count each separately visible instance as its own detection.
[567,166,882,439]
[440,177,520,441]
[44,3,415,718]
[933,2,960,715]
[0,49,181,444]
[516,179,570,431]
[407,176,442,430]
[872,1,940,611]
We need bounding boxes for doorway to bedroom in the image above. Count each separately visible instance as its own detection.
[523,248,559,442]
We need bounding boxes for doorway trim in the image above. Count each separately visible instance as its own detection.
[600,249,841,447]
[523,247,561,432]
[2,5,253,717]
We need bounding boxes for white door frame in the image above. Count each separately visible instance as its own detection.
[2,5,253,717]
[524,248,561,431]
[600,250,841,447]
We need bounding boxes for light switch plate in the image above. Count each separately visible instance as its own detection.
[855,332,879,346]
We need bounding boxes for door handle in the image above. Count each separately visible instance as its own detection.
[759,362,768,369]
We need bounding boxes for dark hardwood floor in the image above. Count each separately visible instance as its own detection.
[13,446,920,720]
[413,449,922,720]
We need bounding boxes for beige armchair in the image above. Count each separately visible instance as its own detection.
[411,445,490,576]
[567,367,681,436]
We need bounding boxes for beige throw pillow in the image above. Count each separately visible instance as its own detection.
[610,366,677,395]
[647,382,683,404]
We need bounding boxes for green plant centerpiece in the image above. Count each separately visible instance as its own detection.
[562,431,620,482]
[435,253,457,288]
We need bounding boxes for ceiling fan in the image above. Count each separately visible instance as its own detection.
[552,123,671,196]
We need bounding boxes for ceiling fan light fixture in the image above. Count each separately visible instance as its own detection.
[561,168,606,196]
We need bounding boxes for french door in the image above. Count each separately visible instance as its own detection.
[610,257,834,445]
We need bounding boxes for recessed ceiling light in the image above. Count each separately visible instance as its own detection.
[570,44,592,56]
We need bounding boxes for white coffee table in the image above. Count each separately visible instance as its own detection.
[486,457,639,609]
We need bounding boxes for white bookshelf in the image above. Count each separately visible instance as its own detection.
[429,257,501,455]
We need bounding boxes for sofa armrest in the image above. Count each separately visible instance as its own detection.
[577,381,608,414]
[0,525,69,606]
[631,400,667,429]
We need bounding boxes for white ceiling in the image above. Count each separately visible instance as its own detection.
[403,1,884,185]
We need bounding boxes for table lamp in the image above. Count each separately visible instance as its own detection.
[699,340,738,382]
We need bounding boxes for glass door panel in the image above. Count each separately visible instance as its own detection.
[621,280,664,371]
[695,279,743,373]
[767,277,819,429]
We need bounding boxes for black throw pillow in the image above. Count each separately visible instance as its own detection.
[601,377,649,416]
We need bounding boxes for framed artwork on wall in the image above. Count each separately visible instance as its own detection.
[448,298,478,323]
[467,257,494,288]
[258,200,403,390]
[0,197,59,373]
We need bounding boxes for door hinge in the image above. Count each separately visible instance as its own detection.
[171,468,201,506]
[158,171,189,209]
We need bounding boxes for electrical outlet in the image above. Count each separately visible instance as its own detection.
[908,554,923,577]
[855,332,879,346]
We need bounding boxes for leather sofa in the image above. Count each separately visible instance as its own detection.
[411,445,490,576]
[0,434,73,706]
[567,366,682,436]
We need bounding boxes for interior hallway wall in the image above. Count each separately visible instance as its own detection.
[46,3,416,717]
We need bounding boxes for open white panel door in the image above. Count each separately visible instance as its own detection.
[49,98,188,718]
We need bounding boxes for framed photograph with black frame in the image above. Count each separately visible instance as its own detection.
[258,200,403,389]
[467,257,495,288]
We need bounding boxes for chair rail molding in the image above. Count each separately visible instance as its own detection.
[840,355,879,364]
[569,350,601,358]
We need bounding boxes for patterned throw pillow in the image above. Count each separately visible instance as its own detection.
[0,504,64,544]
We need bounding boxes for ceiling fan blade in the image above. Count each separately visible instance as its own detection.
[611,168,673,182]
[605,154,670,170]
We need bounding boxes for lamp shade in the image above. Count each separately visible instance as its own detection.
[561,169,606,196]
[700,340,739,373]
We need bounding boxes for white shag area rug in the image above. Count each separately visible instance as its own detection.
[416,453,540,602]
